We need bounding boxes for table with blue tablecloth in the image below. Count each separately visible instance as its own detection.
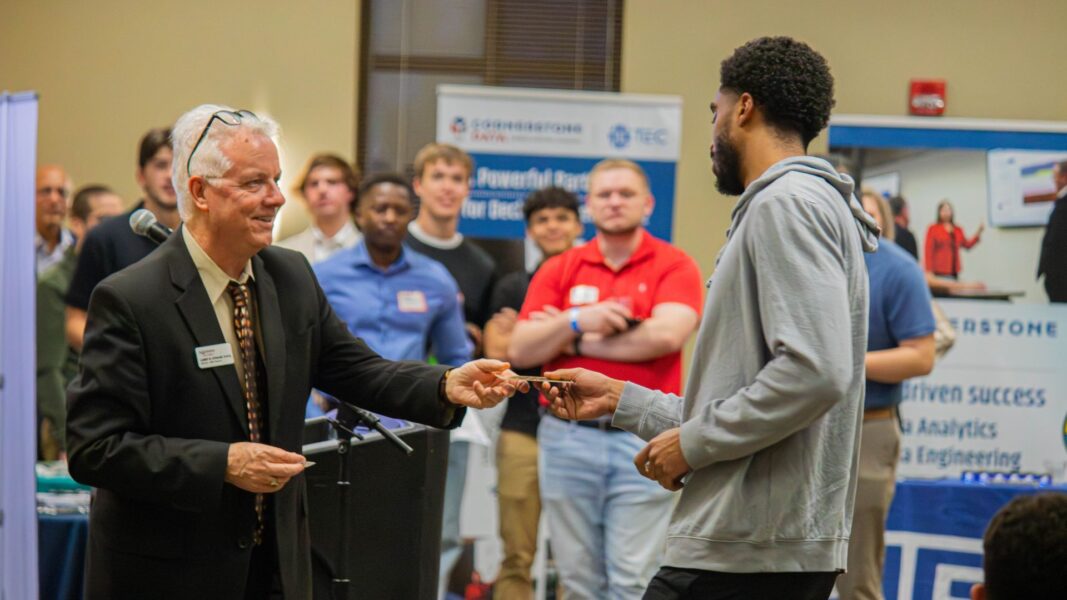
[39,513,88,600]
[880,479,1067,600]
[37,462,90,600]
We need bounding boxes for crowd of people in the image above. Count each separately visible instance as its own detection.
[29,34,1065,600]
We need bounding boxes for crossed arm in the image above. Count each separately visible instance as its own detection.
[507,301,699,368]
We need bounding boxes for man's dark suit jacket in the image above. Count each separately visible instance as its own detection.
[1039,195,1067,302]
[66,228,463,599]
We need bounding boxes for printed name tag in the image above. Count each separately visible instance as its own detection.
[569,285,600,306]
[195,343,235,369]
[397,290,429,313]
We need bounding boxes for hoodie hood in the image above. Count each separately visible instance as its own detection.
[726,155,880,253]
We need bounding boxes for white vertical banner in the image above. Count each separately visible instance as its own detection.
[897,299,1067,480]
[437,85,682,241]
[0,90,40,600]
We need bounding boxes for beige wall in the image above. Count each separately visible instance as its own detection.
[0,0,360,239]
[622,0,1067,277]
[7,0,1067,263]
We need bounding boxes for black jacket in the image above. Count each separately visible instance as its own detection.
[1038,195,1067,302]
[67,229,461,599]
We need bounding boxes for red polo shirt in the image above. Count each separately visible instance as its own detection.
[519,229,703,394]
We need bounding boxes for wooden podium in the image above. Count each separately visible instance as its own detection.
[303,417,450,599]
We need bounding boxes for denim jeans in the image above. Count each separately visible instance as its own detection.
[439,440,470,599]
[538,416,674,600]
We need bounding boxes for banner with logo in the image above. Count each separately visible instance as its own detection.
[897,299,1067,480]
[436,85,682,240]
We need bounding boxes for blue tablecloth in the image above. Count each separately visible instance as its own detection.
[39,514,87,600]
[881,479,1067,600]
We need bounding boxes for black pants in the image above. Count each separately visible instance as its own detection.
[643,567,839,600]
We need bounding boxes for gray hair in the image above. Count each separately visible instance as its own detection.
[171,104,280,221]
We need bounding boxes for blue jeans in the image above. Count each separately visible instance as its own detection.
[539,416,674,600]
[439,440,470,599]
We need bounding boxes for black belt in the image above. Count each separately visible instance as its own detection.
[551,414,627,432]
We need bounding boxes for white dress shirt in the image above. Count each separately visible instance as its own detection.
[275,221,360,264]
[183,227,255,384]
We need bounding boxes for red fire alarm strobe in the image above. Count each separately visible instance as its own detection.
[910,79,947,116]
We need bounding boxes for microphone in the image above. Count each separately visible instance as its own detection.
[336,401,414,456]
[129,209,173,245]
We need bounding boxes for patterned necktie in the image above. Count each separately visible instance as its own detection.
[227,281,266,546]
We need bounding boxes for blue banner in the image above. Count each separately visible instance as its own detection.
[459,152,676,240]
[438,86,682,242]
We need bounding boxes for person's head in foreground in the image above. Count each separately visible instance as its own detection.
[971,492,1067,600]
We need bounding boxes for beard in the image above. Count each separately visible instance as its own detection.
[711,131,745,196]
[596,221,641,237]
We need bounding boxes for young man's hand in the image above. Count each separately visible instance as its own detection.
[635,428,691,491]
[541,367,624,421]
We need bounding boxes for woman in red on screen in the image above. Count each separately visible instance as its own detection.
[924,200,984,279]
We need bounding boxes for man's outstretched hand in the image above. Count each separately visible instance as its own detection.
[541,367,624,421]
[445,359,529,409]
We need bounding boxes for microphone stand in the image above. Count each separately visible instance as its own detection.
[323,417,362,600]
[323,404,414,600]
[338,401,414,456]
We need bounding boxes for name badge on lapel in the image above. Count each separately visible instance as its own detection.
[196,343,236,369]
[397,290,429,313]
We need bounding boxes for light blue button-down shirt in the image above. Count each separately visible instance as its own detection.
[35,228,74,275]
[314,241,472,367]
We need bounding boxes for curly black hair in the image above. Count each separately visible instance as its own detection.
[719,36,835,147]
[522,186,580,223]
[982,493,1067,599]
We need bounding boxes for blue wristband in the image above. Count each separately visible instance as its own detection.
[569,307,582,333]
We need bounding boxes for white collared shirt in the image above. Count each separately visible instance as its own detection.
[275,221,361,264]
[183,227,255,384]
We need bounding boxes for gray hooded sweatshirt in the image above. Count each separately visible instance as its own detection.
[613,156,879,573]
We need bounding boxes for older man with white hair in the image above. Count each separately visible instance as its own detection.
[66,104,525,599]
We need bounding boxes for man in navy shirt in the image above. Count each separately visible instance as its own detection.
[315,173,472,367]
[66,128,177,351]
[838,191,937,600]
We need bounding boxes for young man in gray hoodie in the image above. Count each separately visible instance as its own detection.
[542,36,880,599]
